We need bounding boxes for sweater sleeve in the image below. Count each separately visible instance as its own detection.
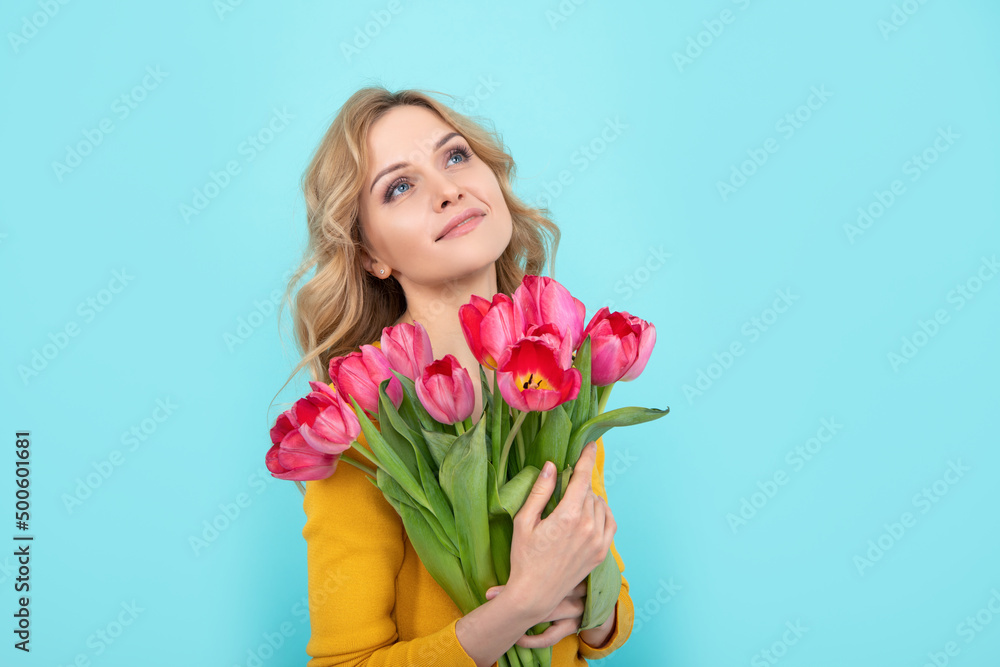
[576,435,635,661]
[302,429,479,667]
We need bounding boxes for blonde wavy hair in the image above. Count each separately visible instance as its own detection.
[270,85,561,410]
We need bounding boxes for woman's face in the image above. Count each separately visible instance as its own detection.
[357,105,513,286]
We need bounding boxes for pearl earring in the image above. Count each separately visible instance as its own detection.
[380,269,385,274]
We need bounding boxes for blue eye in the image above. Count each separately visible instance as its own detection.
[447,145,472,165]
[381,143,473,203]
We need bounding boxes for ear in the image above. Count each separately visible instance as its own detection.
[358,246,377,277]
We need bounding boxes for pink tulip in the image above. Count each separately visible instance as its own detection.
[459,293,523,370]
[380,321,434,381]
[265,399,346,481]
[328,345,404,417]
[265,436,338,481]
[512,275,586,352]
[269,409,298,449]
[415,355,476,424]
[496,337,581,412]
[582,307,656,386]
[293,381,361,454]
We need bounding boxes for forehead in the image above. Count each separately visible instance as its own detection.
[366,105,455,168]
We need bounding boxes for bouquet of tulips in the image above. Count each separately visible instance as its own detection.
[266,275,669,667]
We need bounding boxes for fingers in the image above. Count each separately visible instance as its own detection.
[603,502,617,545]
[516,460,556,526]
[560,441,598,507]
[516,617,579,649]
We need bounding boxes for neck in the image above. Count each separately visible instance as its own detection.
[394,263,499,360]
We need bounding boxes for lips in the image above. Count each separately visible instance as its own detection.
[436,207,485,241]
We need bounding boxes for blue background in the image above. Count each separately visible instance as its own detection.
[2,0,998,665]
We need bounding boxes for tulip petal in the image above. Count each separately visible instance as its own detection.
[265,443,286,474]
[278,444,334,470]
[271,461,338,481]
[299,422,353,455]
[620,321,656,382]
[496,338,580,412]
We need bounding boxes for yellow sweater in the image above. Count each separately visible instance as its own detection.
[302,348,634,666]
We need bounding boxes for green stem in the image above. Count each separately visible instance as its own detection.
[338,454,377,477]
[597,383,614,414]
[499,410,528,479]
[295,481,306,496]
[455,420,466,435]
[515,429,525,469]
[349,440,385,473]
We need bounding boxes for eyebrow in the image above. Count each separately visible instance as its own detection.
[368,132,462,195]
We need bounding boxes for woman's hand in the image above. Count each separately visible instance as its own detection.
[499,442,617,636]
[485,581,587,648]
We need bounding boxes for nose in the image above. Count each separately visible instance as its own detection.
[428,169,463,211]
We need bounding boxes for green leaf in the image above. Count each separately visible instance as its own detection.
[526,403,572,472]
[376,383,418,478]
[520,410,539,458]
[378,378,435,473]
[393,491,479,614]
[566,405,670,468]
[570,335,592,429]
[438,418,497,600]
[487,462,514,584]
[377,466,457,559]
[392,371,441,433]
[479,365,494,415]
[490,368,505,473]
[495,465,541,520]
[421,429,456,470]
[580,548,622,630]
[349,395,430,512]
[413,440,458,549]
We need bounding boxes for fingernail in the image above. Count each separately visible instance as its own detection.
[541,461,553,477]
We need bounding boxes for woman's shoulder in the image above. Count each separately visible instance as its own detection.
[303,435,400,534]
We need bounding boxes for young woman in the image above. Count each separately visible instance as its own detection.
[279,86,634,666]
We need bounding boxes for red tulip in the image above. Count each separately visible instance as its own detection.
[381,321,434,381]
[459,293,523,370]
[415,354,475,424]
[521,322,575,370]
[496,337,581,412]
[583,307,657,386]
[328,345,404,417]
[512,275,586,352]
